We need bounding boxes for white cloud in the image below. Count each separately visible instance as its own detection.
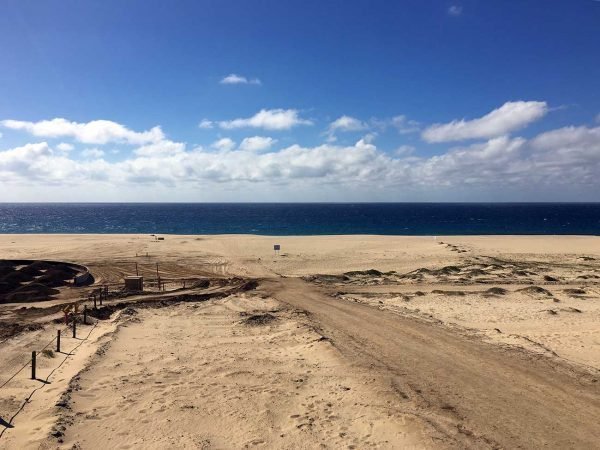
[0,142,106,184]
[422,101,548,143]
[1,118,164,145]
[81,148,105,159]
[328,116,368,133]
[211,138,236,152]
[448,5,463,16]
[198,119,214,129]
[360,133,377,145]
[0,142,52,178]
[56,142,74,152]
[326,116,369,142]
[417,136,527,186]
[371,115,420,134]
[530,125,600,172]
[395,145,415,156]
[239,136,277,152]
[391,115,420,134]
[220,74,261,85]
[531,125,599,150]
[134,140,185,157]
[2,118,600,200]
[217,109,313,130]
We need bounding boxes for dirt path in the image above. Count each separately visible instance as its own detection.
[51,296,435,449]
[263,277,600,449]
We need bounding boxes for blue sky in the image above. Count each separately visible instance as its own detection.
[0,0,599,202]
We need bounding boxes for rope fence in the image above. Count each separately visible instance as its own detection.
[0,274,199,436]
[0,294,105,438]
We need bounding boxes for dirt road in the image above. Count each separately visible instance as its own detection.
[263,277,600,449]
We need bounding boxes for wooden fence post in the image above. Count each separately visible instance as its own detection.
[84,305,88,325]
[31,351,36,380]
[57,330,61,353]
[72,317,76,338]
[156,263,160,291]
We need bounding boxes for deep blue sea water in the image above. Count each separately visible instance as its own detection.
[0,203,599,235]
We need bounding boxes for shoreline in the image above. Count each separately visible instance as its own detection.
[1,232,600,236]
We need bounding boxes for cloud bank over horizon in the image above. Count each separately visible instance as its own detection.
[1,100,599,202]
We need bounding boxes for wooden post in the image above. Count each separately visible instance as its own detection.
[83,305,88,325]
[72,317,76,338]
[93,294,97,309]
[99,291,103,306]
[156,263,160,290]
[57,330,61,353]
[135,262,139,276]
[31,351,36,379]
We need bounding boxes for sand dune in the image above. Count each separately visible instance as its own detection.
[52,296,432,449]
[0,234,599,448]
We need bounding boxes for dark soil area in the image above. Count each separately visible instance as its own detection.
[0,260,91,304]
[240,312,277,326]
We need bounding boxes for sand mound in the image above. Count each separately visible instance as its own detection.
[432,289,466,296]
[304,274,350,283]
[438,265,461,275]
[564,288,586,296]
[517,286,553,296]
[241,312,277,326]
[467,269,487,276]
[344,269,383,277]
[485,287,508,296]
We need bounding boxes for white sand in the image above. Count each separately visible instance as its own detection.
[0,234,599,448]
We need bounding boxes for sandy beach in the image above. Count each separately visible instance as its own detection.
[1,234,599,449]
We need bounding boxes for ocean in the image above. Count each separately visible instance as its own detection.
[0,203,599,235]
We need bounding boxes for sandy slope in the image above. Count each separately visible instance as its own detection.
[338,284,600,370]
[0,319,118,449]
[52,296,434,449]
[265,278,600,449]
[0,234,599,448]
